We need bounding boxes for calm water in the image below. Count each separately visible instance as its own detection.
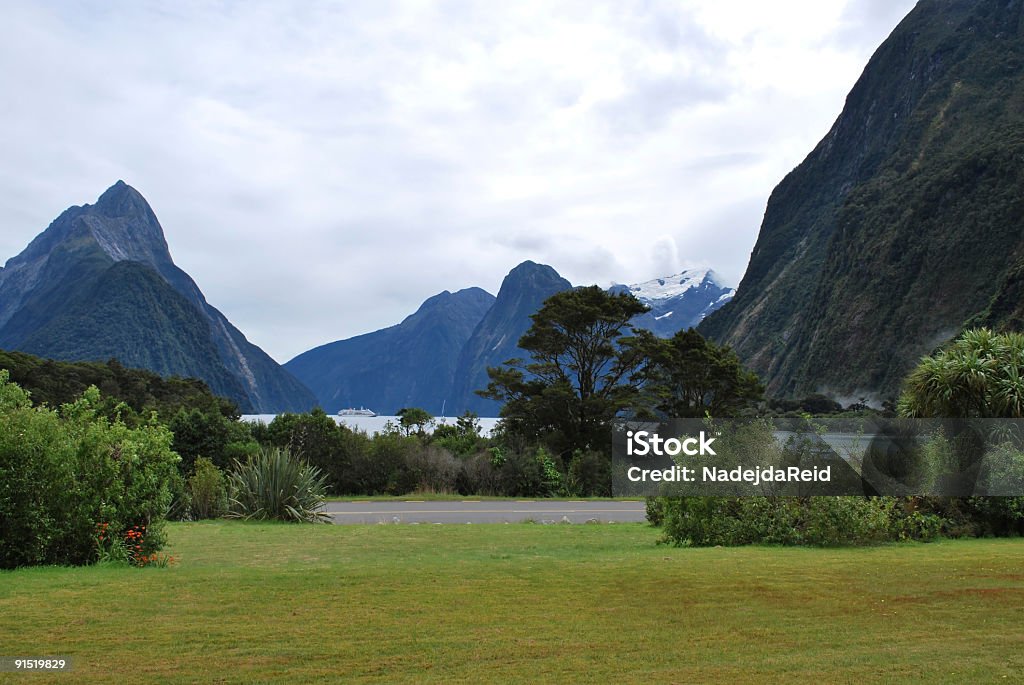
[241,414,501,437]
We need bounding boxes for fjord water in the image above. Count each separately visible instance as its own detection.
[241,414,501,437]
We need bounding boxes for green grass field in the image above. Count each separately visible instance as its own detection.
[325,494,643,502]
[1,523,1022,683]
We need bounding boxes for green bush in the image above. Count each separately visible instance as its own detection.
[226,446,330,522]
[564,450,611,497]
[188,457,228,520]
[654,496,933,547]
[344,432,417,495]
[0,372,179,568]
[493,449,546,497]
[458,451,500,495]
[406,445,461,494]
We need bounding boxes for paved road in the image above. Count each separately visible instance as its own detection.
[324,500,647,524]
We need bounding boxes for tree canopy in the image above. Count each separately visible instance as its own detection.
[481,286,649,457]
[637,328,763,418]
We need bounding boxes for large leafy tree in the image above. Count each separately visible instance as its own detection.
[638,328,763,418]
[480,286,649,457]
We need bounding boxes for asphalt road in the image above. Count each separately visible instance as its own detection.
[324,500,647,524]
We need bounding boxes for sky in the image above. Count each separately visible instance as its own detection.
[0,0,918,363]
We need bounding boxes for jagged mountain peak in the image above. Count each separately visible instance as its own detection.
[81,180,171,267]
[285,286,496,414]
[0,183,315,412]
[615,268,729,302]
[611,268,735,338]
[94,179,150,214]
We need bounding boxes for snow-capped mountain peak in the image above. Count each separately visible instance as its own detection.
[609,268,734,337]
[620,268,720,302]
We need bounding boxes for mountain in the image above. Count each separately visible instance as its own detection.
[286,260,734,418]
[450,261,573,415]
[285,288,495,415]
[611,268,734,338]
[0,181,316,413]
[699,0,1024,401]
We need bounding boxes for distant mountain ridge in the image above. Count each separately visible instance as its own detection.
[700,0,1024,400]
[288,261,734,416]
[0,181,316,413]
[285,288,496,415]
[449,261,573,416]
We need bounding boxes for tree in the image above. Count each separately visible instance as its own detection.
[397,407,434,436]
[895,328,1024,517]
[638,328,763,418]
[169,407,231,473]
[481,286,649,457]
[898,328,1024,418]
[432,411,485,457]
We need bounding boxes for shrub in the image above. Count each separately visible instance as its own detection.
[654,496,931,547]
[406,445,461,494]
[564,450,611,497]
[432,412,486,457]
[226,446,330,522]
[458,451,500,495]
[493,448,546,497]
[165,469,191,522]
[645,497,666,526]
[188,457,228,520]
[0,373,179,568]
[346,432,417,495]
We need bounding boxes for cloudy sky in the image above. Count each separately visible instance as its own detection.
[1,0,917,363]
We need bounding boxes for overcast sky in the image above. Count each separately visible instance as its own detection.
[1,0,918,363]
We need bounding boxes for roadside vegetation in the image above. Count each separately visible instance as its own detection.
[651,329,1024,547]
[3,290,1024,572]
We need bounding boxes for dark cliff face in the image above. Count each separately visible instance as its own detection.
[0,182,316,413]
[450,261,573,415]
[699,0,1024,400]
[285,287,495,414]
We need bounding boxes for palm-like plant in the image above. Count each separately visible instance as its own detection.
[227,446,331,523]
[898,328,1024,418]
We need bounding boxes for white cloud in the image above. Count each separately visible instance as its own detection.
[0,0,918,362]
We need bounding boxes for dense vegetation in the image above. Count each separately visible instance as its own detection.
[0,372,179,569]
[653,329,1024,547]
[481,286,762,495]
[0,348,238,421]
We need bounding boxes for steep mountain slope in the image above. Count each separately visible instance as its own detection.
[611,269,734,338]
[285,288,495,414]
[699,0,1024,400]
[450,261,572,415]
[0,182,315,412]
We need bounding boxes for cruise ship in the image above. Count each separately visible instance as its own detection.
[337,407,377,417]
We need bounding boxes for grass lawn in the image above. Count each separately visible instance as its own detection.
[325,495,643,502]
[1,524,1022,684]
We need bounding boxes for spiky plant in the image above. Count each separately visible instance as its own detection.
[898,328,1024,418]
[226,446,331,523]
